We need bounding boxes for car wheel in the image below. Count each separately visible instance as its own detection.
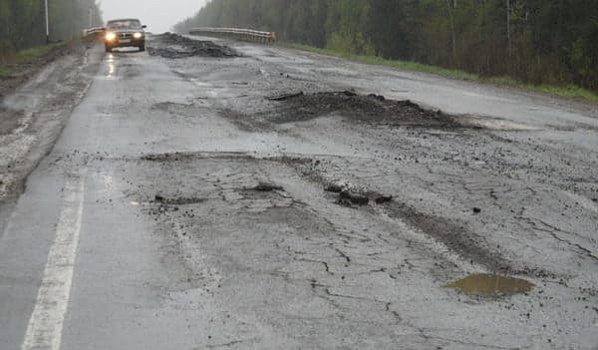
[138,43,145,52]
[105,45,112,53]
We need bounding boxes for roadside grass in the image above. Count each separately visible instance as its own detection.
[0,67,12,77]
[0,41,68,78]
[486,76,598,101]
[14,42,66,63]
[279,42,598,103]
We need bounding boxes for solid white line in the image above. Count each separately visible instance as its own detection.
[21,175,85,350]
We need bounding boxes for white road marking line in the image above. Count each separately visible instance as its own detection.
[21,175,85,350]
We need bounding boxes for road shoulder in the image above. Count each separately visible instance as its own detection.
[0,41,103,236]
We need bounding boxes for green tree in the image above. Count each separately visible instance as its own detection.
[174,0,598,92]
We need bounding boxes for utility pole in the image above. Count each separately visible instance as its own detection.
[89,6,93,27]
[45,0,49,43]
[71,0,75,37]
[506,0,511,57]
[446,0,457,63]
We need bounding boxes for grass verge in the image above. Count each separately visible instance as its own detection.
[486,76,598,101]
[14,42,66,63]
[0,67,12,77]
[0,41,68,78]
[278,42,598,103]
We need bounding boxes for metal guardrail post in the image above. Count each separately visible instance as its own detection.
[82,27,105,39]
[189,27,277,44]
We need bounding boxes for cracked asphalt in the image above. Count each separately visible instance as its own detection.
[1,34,597,349]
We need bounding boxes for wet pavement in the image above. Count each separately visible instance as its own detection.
[0,34,597,349]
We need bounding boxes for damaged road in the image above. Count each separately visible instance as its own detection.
[1,33,597,349]
[266,90,461,128]
[147,33,239,59]
[0,40,104,234]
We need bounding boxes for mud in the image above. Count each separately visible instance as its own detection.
[0,40,103,209]
[337,190,369,206]
[153,194,207,205]
[390,197,517,273]
[0,40,94,136]
[269,91,464,128]
[0,40,92,100]
[0,107,24,135]
[446,274,534,296]
[221,90,471,132]
[147,33,239,59]
[250,182,284,192]
[336,190,392,207]
[283,156,520,274]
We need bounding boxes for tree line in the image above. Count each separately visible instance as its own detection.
[174,0,598,92]
[0,0,103,54]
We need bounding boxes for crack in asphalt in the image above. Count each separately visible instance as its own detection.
[518,215,598,263]
[333,246,352,264]
[198,340,247,349]
[295,258,334,276]
[384,201,513,273]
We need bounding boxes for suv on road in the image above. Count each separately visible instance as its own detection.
[104,18,147,53]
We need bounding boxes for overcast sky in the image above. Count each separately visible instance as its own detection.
[99,0,208,33]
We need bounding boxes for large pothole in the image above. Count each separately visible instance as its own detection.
[223,91,475,131]
[267,90,466,129]
[147,33,239,59]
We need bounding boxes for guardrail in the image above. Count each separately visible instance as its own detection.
[82,27,105,38]
[189,27,276,44]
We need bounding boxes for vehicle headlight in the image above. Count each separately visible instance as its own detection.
[105,32,116,41]
[133,32,143,39]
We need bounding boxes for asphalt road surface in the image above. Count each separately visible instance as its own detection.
[1,34,597,349]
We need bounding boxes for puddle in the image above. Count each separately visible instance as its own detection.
[446,274,534,296]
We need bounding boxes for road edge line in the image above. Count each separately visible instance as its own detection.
[21,174,85,350]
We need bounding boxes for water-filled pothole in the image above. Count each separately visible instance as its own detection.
[446,274,534,296]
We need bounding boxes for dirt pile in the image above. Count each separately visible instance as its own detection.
[147,33,239,59]
[269,90,465,128]
[323,181,393,207]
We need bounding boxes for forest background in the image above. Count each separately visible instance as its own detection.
[174,0,598,93]
[1,0,102,55]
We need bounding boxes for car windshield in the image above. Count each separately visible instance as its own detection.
[107,20,141,30]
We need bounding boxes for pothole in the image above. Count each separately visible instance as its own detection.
[446,273,534,296]
[153,194,207,205]
[266,90,467,129]
[322,180,393,207]
[249,182,284,192]
[147,33,239,59]
[151,101,193,111]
